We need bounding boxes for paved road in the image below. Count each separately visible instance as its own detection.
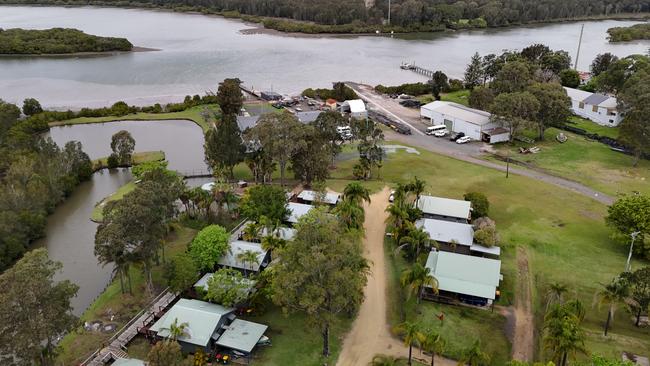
[345,82,614,206]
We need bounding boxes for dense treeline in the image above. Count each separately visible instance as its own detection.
[0,99,94,271]
[1,0,648,33]
[0,28,132,54]
[607,23,650,42]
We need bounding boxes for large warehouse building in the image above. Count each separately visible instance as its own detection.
[420,101,509,143]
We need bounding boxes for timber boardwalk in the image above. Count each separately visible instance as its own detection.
[400,62,435,78]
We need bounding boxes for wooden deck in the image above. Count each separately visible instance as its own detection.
[81,289,177,366]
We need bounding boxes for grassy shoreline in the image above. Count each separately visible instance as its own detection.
[49,104,219,133]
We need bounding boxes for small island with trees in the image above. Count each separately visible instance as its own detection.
[0,27,135,55]
[607,23,650,42]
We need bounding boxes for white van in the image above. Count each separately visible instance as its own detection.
[425,124,447,136]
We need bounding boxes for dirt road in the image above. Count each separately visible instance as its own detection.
[337,188,456,366]
[511,247,535,361]
[345,82,614,206]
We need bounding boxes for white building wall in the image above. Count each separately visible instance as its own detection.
[570,102,622,127]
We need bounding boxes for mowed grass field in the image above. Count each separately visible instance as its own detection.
[327,142,650,361]
[491,127,650,197]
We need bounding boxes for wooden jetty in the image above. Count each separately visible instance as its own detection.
[400,62,435,78]
[81,289,177,366]
[177,169,213,179]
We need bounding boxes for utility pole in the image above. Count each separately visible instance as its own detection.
[625,231,641,272]
[387,0,391,25]
[574,24,584,70]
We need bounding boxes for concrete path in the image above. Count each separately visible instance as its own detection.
[337,188,456,366]
[345,82,614,206]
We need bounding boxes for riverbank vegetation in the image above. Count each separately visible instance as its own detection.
[607,23,650,42]
[0,27,132,55]
[327,142,650,362]
[3,0,648,34]
[0,99,94,271]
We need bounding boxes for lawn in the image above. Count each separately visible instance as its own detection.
[568,116,620,139]
[327,142,650,361]
[92,150,165,171]
[49,104,221,132]
[417,90,471,106]
[91,181,136,222]
[56,224,198,365]
[490,127,650,196]
[385,238,512,365]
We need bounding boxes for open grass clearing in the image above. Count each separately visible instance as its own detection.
[328,141,650,361]
[48,104,221,132]
[417,90,471,106]
[490,127,650,196]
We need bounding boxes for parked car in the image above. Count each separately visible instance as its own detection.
[456,136,472,144]
[433,129,449,137]
[449,132,465,141]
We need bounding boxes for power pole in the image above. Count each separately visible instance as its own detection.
[387,0,391,25]
[574,24,584,70]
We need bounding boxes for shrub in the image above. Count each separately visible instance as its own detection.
[474,226,499,247]
[106,154,119,168]
[464,192,489,219]
[189,225,230,270]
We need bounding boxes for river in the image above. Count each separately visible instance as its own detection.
[41,120,207,314]
[4,5,649,315]
[1,6,649,109]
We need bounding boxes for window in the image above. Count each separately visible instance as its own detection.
[592,105,598,112]
[579,102,584,109]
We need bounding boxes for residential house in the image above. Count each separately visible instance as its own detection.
[285,202,314,226]
[297,190,340,206]
[564,87,622,126]
[325,98,338,110]
[218,241,270,274]
[416,218,501,257]
[416,195,472,223]
[149,299,236,353]
[295,111,322,124]
[423,251,502,307]
[112,358,145,366]
[420,101,509,143]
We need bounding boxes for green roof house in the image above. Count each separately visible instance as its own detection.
[424,250,501,307]
[150,298,235,353]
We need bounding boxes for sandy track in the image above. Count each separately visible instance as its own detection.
[336,187,456,366]
[511,247,535,361]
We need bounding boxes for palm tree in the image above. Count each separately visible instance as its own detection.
[237,249,260,276]
[261,235,286,252]
[343,182,371,205]
[401,263,438,304]
[242,221,261,242]
[594,277,632,336]
[166,317,190,341]
[546,281,568,309]
[407,176,426,206]
[335,199,365,231]
[544,302,587,366]
[385,203,410,243]
[419,329,445,366]
[398,226,432,260]
[396,321,422,365]
[369,354,399,366]
[458,340,490,366]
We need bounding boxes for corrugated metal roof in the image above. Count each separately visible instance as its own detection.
[215,319,268,353]
[583,93,609,106]
[421,101,491,126]
[287,202,314,223]
[298,190,340,205]
[563,87,592,102]
[237,115,260,131]
[425,251,501,299]
[260,227,296,241]
[416,218,474,246]
[150,299,234,347]
[343,99,366,113]
[296,111,322,124]
[470,244,501,256]
[218,241,268,272]
[416,195,471,220]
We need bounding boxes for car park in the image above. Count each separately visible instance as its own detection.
[449,132,465,141]
[456,136,472,144]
